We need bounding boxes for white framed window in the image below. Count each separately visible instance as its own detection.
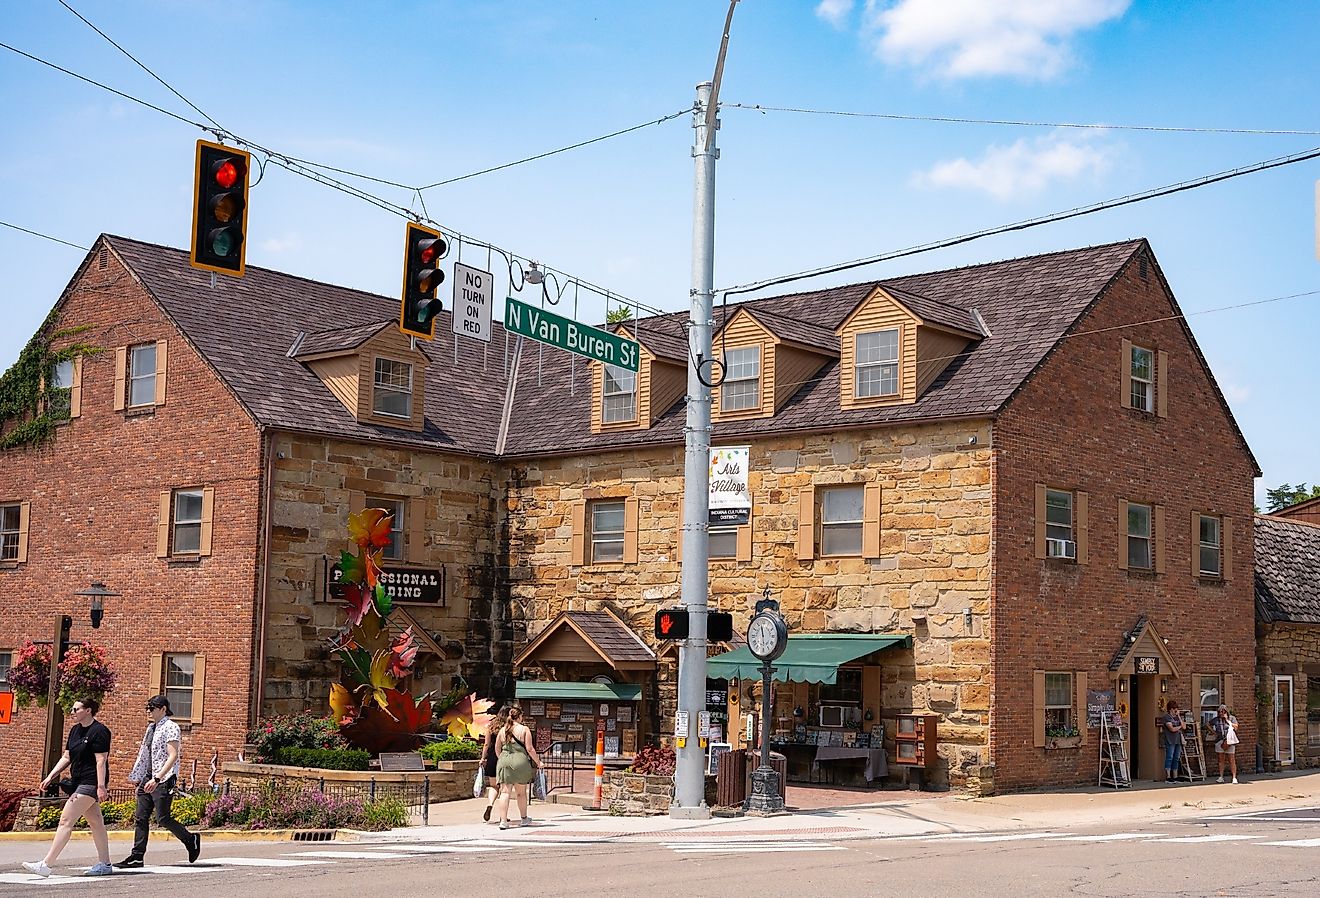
[1197,674,1221,726]
[372,358,413,418]
[1045,489,1073,555]
[366,497,406,561]
[129,343,158,408]
[590,500,626,563]
[1044,672,1075,733]
[1127,502,1152,570]
[49,359,74,419]
[163,653,195,721]
[1130,345,1154,412]
[1,503,23,562]
[1199,514,1221,577]
[602,364,637,423]
[0,649,12,692]
[709,525,738,559]
[856,329,900,398]
[820,485,864,556]
[172,489,204,555]
[721,346,760,412]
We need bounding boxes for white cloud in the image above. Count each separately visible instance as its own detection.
[262,235,303,254]
[1222,382,1251,405]
[914,132,1113,200]
[863,0,1129,80]
[816,0,855,28]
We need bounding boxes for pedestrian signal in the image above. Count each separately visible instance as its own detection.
[708,611,733,643]
[190,139,250,276]
[654,609,689,640]
[399,221,448,338]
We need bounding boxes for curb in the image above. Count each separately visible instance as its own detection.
[0,828,362,843]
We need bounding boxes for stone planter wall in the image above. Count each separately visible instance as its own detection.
[222,760,480,805]
[964,764,996,797]
[604,771,718,816]
[10,797,66,832]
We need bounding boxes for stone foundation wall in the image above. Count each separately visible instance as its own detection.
[1256,623,1320,769]
[222,760,480,805]
[602,771,720,815]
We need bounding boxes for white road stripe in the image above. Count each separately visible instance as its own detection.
[1257,838,1320,847]
[1149,835,1255,843]
[929,832,1068,843]
[287,850,414,859]
[669,845,847,854]
[207,857,329,867]
[1051,833,1165,842]
[356,844,510,854]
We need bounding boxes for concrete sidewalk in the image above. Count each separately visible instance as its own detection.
[385,768,1320,844]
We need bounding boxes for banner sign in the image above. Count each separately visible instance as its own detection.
[709,446,751,526]
[378,567,443,604]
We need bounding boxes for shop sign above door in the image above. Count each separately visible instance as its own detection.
[1134,656,1160,674]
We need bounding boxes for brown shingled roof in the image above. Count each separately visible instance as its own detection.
[1256,515,1320,626]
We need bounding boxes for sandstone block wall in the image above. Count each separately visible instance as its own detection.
[1256,624,1320,769]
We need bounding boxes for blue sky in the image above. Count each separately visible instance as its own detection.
[2,1,1317,504]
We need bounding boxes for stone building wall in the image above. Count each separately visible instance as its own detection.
[1256,623,1320,769]
[261,433,510,715]
[508,419,994,786]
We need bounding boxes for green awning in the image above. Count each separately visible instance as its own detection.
[515,681,642,702]
[706,634,912,684]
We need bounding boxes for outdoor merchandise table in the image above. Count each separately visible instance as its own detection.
[814,745,888,781]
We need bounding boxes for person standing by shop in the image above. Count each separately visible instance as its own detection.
[1161,700,1186,783]
[479,707,509,822]
[116,696,201,868]
[493,706,542,830]
[21,697,114,878]
[1211,704,1241,784]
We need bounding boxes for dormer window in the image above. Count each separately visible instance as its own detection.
[372,358,412,418]
[855,329,899,398]
[602,364,637,423]
[721,346,760,412]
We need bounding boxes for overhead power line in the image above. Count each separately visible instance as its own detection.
[725,102,1320,137]
[0,219,89,251]
[720,144,1320,297]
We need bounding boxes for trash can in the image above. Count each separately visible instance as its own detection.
[716,748,748,808]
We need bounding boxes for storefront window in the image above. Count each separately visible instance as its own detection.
[1308,677,1320,749]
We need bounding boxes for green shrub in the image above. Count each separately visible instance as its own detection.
[419,738,481,763]
[356,798,409,831]
[170,793,215,826]
[274,747,371,771]
[248,713,347,762]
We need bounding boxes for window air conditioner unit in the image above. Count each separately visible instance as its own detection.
[1046,538,1076,559]
[819,705,846,728]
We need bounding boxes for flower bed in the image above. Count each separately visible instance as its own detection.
[223,759,480,807]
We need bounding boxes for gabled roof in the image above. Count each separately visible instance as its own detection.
[513,609,656,669]
[1256,515,1320,626]
[292,321,393,358]
[742,307,840,354]
[881,285,986,337]
[1107,614,1180,678]
[613,322,687,364]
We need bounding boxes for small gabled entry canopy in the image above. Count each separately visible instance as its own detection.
[1108,614,1180,679]
[707,634,912,684]
[513,609,656,672]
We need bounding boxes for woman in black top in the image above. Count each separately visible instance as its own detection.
[21,697,114,878]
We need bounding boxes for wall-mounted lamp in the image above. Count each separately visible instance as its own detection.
[1160,679,1167,694]
[1118,679,1128,694]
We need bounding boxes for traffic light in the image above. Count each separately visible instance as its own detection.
[655,609,689,640]
[190,139,251,276]
[399,221,448,339]
[708,611,733,643]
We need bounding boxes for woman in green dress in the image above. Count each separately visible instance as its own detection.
[494,706,542,830]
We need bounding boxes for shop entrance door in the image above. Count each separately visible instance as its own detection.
[1130,674,1162,780]
[1128,675,1142,779]
[1275,676,1294,765]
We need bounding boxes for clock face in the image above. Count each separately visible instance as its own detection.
[748,615,780,658]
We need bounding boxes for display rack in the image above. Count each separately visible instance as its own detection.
[1177,710,1207,782]
[1098,711,1131,788]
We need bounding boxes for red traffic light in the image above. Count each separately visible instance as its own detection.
[191,139,251,277]
[418,237,444,265]
[212,158,241,189]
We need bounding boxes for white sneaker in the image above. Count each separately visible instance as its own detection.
[85,862,114,876]
[1231,777,1239,784]
[1216,776,1224,783]
[22,861,52,878]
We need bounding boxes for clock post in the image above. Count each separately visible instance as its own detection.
[746,591,787,815]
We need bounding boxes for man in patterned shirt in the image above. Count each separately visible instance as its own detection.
[115,695,201,868]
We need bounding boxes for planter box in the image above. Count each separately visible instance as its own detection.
[603,771,718,816]
[1046,736,1082,751]
[223,760,479,805]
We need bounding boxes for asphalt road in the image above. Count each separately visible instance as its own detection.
[3,813,1319,897]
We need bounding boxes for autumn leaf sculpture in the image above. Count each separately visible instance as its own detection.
[439,692,495,740]
[329,507,430,753]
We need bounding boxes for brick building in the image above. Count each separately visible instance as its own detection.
[0,234,1256,792]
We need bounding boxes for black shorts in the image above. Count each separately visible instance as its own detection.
[72,783,98,798]
[483,754,499,779]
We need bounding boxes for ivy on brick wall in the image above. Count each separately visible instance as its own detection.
[0,308,100,450]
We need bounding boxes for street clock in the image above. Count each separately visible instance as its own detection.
[747,611,787,662]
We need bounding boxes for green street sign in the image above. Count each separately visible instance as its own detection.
[503,296,639,372]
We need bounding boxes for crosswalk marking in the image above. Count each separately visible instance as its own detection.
[209,857,328,866]
[1257,838,1320,847]
[1149,835,1255,843]
[665,840,846,854]
[1051,833,1165,842]
[922,832,1069,843]
[355,844,514,854]
[289,850,415,859]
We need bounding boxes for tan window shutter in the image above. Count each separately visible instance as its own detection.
[736,509,754,563]
[199,487,215,556]
[157,491,172,558]
[1117,498,1128,570]
[191,653,206,724]
[407,498,426,562]
[862,483,882,560]
[349,491,366,516]
[796,486,816,562]
[1222,516,1232,580]
[113,347,127,411]
[570,502,587,566]
[70,356,83,418]
[1154,504,1166,573]
[1156,350,1168,418]
[149,653,163,693]
[1190,511,1201,577]
[1075,671,1088,745]
[623,497,639,564]
[1076,491,1089,564]
[1034,483,1048,559]
[1222,673,1234,711]
[1033,670,1047,748]
[16,500,31,563]
[154,340,168,406]
[1189,671,1201,715]
[1120,338,1132,409]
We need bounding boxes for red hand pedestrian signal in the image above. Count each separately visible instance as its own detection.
[654,609,689,640]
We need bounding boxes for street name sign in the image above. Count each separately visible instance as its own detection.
[504,296,639,371]
[452,263,493,343]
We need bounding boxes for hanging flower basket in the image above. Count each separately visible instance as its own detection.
[7,641,52,709]
[56,643,118,713]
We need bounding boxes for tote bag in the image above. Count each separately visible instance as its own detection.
[533,768,548,801]
[1225,721,1240,746]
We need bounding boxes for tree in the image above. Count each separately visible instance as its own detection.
[605,307,632,325]
[1265,482,1320,513]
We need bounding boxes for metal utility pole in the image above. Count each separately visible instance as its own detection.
[672,0,737,818]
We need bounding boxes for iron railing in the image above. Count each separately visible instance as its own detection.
[218,777,432,825]
[540,742,581,794]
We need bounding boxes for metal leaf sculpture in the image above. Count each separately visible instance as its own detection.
[439,692,496,740]
[330,507,432,753]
